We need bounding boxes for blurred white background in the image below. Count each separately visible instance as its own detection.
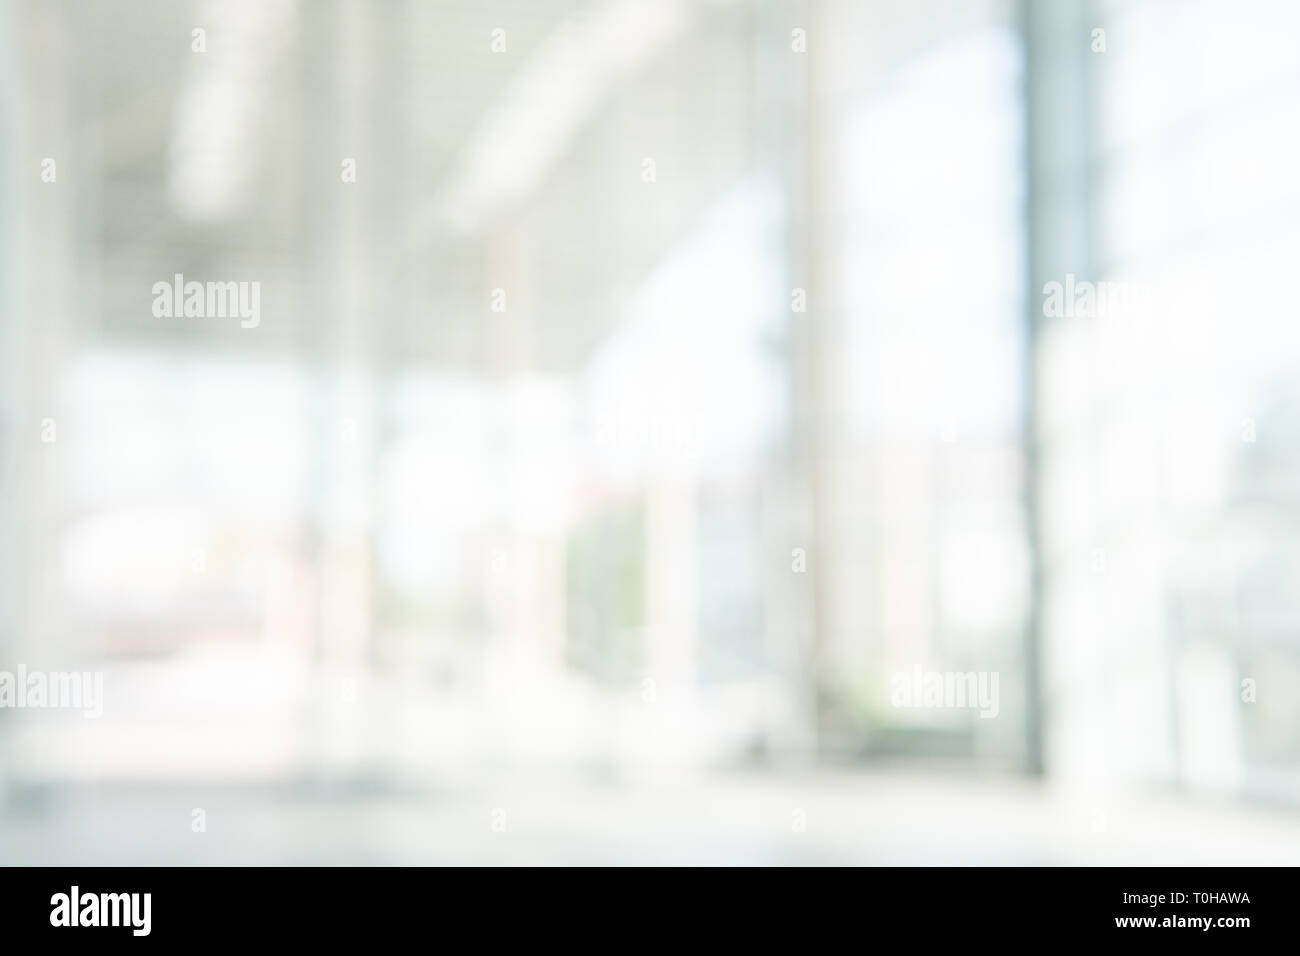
[1,0,1299,864]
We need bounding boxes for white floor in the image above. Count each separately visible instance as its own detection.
[3,768,1298,865]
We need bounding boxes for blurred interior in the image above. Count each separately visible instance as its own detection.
[2,0,1300,864]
